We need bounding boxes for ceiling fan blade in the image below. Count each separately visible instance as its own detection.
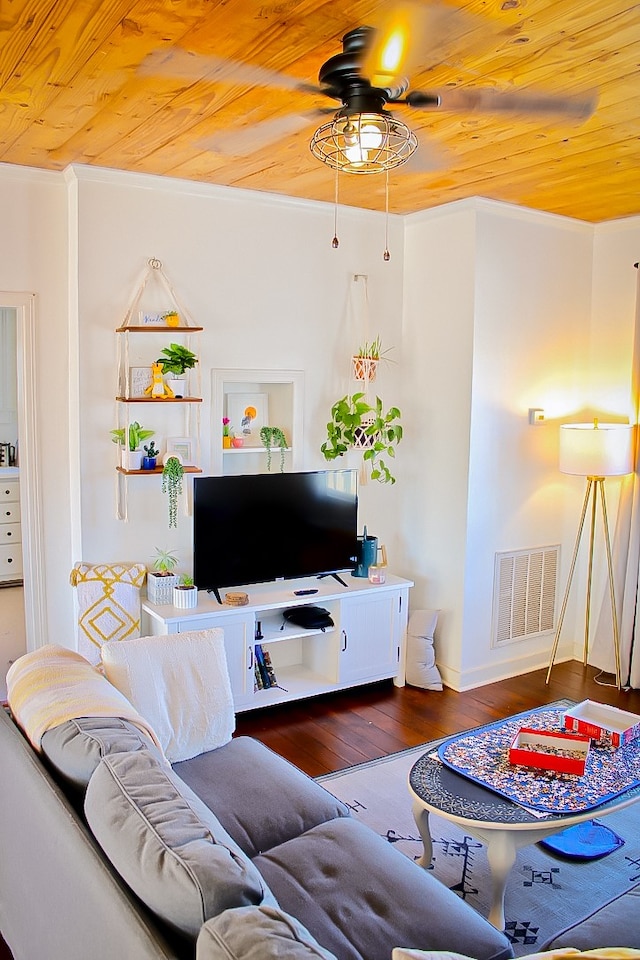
[399,138,451,174]
[406,87,597,120]
[140,48,323,96]
[198,111,323,157]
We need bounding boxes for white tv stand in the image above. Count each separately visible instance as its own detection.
[142,574,413,713]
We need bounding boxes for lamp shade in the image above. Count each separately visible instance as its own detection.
[559,422,633,477]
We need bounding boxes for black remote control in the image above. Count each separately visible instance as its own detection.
[293,588,319,595]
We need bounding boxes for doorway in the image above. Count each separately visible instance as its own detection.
[0,293,46,681]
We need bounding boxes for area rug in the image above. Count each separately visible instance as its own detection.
[318,736,640,956]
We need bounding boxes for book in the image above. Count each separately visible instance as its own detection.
[262,647,278,687]
[254,643,271,689]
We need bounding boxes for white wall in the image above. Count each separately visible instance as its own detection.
[71,166,406,586]
[464,203,594,687]
[0,165,73,646]
[401,201,477,681]
[402,198,615,689]
[2,159,638,688]
[586,218,640,674]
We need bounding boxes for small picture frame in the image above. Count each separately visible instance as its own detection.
[166,437,194,465]
[227,393,269,447]
[139,311,167,326]
[129,365,153,398]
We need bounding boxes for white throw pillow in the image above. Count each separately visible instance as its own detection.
[405,609,443,690]
[101,628,235,762]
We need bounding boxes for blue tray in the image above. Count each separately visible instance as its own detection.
[438,705,640,813]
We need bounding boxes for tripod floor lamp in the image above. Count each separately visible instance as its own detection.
[546,420,633,690]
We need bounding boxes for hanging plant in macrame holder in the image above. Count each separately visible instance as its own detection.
[352,411,377,449]
[351,355,379,383]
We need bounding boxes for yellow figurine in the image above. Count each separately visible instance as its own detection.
[144,361,174,399]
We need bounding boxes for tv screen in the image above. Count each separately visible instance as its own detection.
[194,469,358,597]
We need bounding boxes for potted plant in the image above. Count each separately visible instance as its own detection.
[142,441,159,470]
[172,573,198,609]
[260,426,287,472]
[162,309,180,328]
[162,454,184,528]
[156,342,198,398]
[146,547,179,604]
[351,336,394,383]
[321,393,403,484]
[111,421,155,471]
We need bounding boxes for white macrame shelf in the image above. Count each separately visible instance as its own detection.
[114,258,203,522]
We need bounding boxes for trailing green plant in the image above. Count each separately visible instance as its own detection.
[260,426,288,473]
[321,393,403,484]
[156,343,198,377]
[162,455,184,528]
[151,547,179,576]
[144,441,159,459]
[110,421,154,451]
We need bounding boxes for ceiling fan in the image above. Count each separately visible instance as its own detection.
[142,2,597,175]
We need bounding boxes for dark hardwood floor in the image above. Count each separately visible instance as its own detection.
[2,660,639,960]
[235,659,640,776]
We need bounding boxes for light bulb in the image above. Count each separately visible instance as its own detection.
[359,123,383,149]
[379,30,405,74]
[344,143,368,164]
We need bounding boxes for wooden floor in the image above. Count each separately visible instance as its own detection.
[2,660,639,960]
[235,659,640,777]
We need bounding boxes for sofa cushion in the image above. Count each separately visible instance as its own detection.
[85,749,273,940]
[41,716,165,795]
[254,817,513,960]
[541,884,640,950]
[173,737,351,857]
[196,906,338,960]
[101,628,234,763]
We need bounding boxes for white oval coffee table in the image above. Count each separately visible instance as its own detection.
[409,747,640,931]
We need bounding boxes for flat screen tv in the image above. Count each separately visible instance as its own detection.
[194,469,358,601]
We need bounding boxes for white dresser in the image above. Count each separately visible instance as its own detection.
[0,474,22,584]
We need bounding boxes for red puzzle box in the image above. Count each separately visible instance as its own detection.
[563,700,640,749]
[509,727,590,776]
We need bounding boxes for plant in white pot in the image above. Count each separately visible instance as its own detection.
[146,547,179,605]
[162,454,184,528]
[111,421,155,471]
[173,573,198,609]
[321,393,403,484]
[156,343,198,398]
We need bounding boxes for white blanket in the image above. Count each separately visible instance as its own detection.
[101,629,235,763]
[6,644,163,752]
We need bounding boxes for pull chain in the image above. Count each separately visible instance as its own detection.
[332,166,340,249]
[383,170,390,261]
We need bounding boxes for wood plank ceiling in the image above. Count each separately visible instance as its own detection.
[0,0,638,222]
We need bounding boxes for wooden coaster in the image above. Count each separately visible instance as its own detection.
[225,591,249,606]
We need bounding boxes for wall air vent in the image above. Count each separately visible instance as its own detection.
[492,546,559,646]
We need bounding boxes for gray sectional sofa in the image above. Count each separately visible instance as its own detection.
[0,703,514,960]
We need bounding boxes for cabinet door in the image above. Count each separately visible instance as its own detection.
[176,613,254,710]
[339,592,400,685]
